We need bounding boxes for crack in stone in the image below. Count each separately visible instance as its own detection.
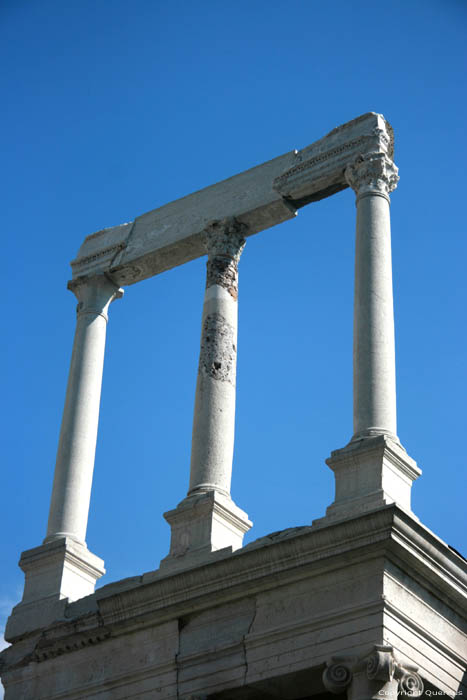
[175,618,182,700]
[242,596,257,688]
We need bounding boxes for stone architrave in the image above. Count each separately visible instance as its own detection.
[161,219,251,570]
[69,113,393,286]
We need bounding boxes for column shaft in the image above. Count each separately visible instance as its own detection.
[6,276,122,637]
[188,221,245,497]
[346,153,399,441]
[161,219,251,568]
[319,152,421,524]
[45,276,123,544]
[353,191,397,439]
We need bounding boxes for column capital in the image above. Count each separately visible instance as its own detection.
[68,275,123,321]
[204,217,246,261]
[323,645,424,699]
[345,152,399,201]
[322,658,355,694]
[204,218,247,299]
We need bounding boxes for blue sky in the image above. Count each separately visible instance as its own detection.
[1,0,466,655]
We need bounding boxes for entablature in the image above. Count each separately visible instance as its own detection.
[70,113,392,286]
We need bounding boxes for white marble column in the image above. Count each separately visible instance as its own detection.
[188,219,245,497]
[320,153,421,524]
[162,219,251,570]
[45,275,123,544]
[345,152,399,441]
[6,276,123,639]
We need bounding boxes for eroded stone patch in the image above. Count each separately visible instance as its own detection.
[199,312,236,383]
[206,256,240,299]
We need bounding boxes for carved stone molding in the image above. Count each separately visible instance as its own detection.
[323,658,354,694]
[34,628,111,663]
[366,646,396,681]
[395,665,425,697]
[323,646,424,698]
[345,152,399,199]
[68,275,124,321]
[204,218,246,298]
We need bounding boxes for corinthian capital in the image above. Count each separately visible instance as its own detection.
[204,218,247,298]
[345,152,399,199]
[204,217,246,261]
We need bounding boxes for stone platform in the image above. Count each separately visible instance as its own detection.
[1,506,465,699]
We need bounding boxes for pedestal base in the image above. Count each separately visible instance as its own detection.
[160,491,252,572]
[6,538,105,640]
[318,435,421,524]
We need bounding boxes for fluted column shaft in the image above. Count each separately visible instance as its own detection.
[45,275,123,544]
[345,153,399,441]
[188,219,246,497]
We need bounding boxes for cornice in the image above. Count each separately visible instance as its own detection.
[2,506,465,673]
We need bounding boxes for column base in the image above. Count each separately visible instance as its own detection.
[5,538,105,640]
[160,491,252,573]
[316,434,421,525]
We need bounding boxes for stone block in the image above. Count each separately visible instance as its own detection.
[5,538,104,640]
[160,491,252,573]
[70,113,392,286]
[320,435,421,524]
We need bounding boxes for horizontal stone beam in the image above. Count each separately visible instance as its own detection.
[70,112,393,286]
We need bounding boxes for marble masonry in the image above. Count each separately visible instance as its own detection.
[1,114,465,700]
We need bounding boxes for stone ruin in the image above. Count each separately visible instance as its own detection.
[1,114,465,700]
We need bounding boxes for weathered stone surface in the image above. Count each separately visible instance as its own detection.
[70,113,393,286]
[319,434,422,524]
[1,508,465,699]
[3,114,466,700]
[345,152,399,198]
[161,219,251,569]
[187,224,245,504]
[198,312,236,384]
[161,491,251,573]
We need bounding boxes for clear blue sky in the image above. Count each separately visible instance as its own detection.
[1,0,466,651]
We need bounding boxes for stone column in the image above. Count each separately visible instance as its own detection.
[323,646,424,700]
[346,152,399,442]
[320,153,421,524]
[161,219,251,570]
[188,219,246,497]
[6,275,122,640]
[45,275,123,543]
